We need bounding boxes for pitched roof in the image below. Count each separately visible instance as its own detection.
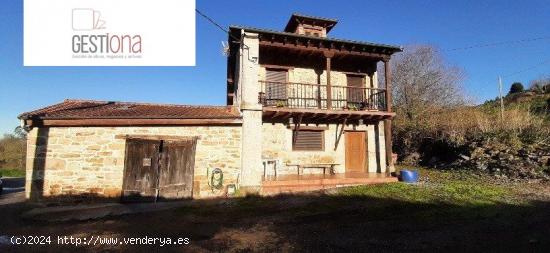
[229,25,402,52]
[284,13,339,33]
[19,99,241,120]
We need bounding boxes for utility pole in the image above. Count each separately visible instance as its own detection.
[498,76,504,122]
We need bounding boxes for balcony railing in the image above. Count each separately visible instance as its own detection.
[259,81,387,111]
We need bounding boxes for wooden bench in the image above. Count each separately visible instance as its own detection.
[286,163,339,175]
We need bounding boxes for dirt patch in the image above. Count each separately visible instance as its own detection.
[1,170,549,252]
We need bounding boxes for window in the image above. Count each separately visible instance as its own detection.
[302,25,324,37]
[265,68,288,106]
[347,75,365,87]
[346,74,366,107]
[304,30,320,37]
[292,130,324,151]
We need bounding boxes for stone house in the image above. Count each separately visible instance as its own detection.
[19,13,402,201]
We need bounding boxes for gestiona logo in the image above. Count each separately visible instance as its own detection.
[71,8,142,58]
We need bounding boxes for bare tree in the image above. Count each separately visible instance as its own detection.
[529,75,550,93]
[379,45,465,120]
[0,130,26,170]
[14,126,27,139]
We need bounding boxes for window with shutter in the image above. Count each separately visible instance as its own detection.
[265,68,288,106]
[292,130,324,151]
[346,74,365,107]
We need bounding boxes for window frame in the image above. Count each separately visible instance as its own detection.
[291,129,325,151]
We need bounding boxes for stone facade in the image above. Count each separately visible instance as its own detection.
[262,123,385,175]
[237,31,264,189]
[256,62,386,175]
[25,126,242,200]
[258,66,378,88]
[24,30,391,202]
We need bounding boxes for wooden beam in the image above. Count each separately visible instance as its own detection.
[259,40,388,59]
[272,111,284,119]
[334,117,348,151]
[292,114,304,145]
[383,59,394,174]
[327,114,342,121]
[115,135,201,141]
[263,107,395,117]
[310,113,329,121]
[325,51,334,110]
[33,118,242,127]
[289,125,329,130]
[384,59,392,113]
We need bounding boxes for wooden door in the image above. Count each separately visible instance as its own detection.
[122,139,161,202]
[158,139,197,200]
[345,131,366,172]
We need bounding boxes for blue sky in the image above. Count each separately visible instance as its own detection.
[1,0,549,135]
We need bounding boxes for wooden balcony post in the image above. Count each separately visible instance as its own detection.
[384,58,392,113]
[324,51,334,109]
[383,58,394,173]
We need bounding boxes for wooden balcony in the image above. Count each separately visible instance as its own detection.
[259,80,394,123]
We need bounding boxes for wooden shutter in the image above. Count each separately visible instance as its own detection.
[293,130,324,151]
[347,75,365,106]
[266,69,287,82]
[265,68,288,106]
[347,75,364,87]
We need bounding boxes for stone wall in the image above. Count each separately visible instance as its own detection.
[258,65,386,174]
[237,31,264,190]
[258,66,378,88]
[261,123,383,175]
[25,126,242,201]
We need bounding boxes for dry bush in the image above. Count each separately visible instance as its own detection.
[394,105,550,162]
[474,107,550,145]
[388,45,549,164]
[0,133,26,170]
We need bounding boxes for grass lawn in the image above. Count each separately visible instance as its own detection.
[1,168,549,252]
[0,168,25,177]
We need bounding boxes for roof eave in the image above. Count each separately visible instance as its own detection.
[229,25,402,53]
[22,117,243,128]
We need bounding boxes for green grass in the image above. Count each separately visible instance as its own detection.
[178,168,529,224]
[338,168,521,206]
[0,168,25,177]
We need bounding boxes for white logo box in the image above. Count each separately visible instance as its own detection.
[24,0,196,66]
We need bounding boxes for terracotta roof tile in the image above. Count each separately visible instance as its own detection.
[19,99,241,120]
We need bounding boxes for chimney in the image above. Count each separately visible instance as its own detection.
[284,13,338,38]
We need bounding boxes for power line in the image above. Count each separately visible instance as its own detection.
[195,9,550,55]
[502,58,550,77]
[195,9,240,42]
[443,36,550,52]
[195,9,549,77]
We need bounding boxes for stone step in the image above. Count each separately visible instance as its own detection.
[262,177,397,187]
[261,180,396,195]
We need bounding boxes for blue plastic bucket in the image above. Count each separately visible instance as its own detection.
[400,170,419,183]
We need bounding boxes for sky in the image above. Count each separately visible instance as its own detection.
[0,0,549,135]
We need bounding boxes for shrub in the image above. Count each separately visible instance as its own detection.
[0,133,26,170]
[393,105,549,164]
[509,82,524,94]
[530,78,550,94]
